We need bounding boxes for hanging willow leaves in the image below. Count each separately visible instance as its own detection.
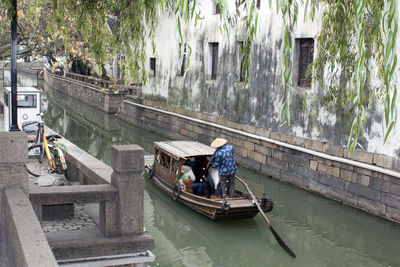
[308,0,397,151]
[0,0,398,151]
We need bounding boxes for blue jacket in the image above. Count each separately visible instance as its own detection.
[211,144,238,175]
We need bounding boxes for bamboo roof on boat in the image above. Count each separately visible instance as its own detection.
[154,141,215,159]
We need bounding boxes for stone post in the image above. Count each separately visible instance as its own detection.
[0,132,28,266]
[100,144,144,237]
[0,132,28,193]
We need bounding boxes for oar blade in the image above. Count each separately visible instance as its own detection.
[269,224,296,258]
[236,176,296,258]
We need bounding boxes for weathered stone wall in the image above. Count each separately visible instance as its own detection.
[118,100,400,223]
[140,0,400,158]
[44,69,125,114]
[45,84,121,134]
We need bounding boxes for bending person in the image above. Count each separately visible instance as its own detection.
[210,138,237,199]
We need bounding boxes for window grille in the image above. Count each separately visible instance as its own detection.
[150,57,156,77]
[179,44,187,76]
[238,41,249,82]
[210,43,219,80]
[216,2,220,14]
[298,38,314,87]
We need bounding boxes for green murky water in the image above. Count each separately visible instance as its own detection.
[42,85,400,267]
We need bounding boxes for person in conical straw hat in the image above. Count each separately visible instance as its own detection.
[209,137,238,202]
[210,138,227,149]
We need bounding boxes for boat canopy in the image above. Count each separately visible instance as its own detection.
[154,141,215,160]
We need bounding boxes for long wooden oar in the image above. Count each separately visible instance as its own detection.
[236,176,296,258]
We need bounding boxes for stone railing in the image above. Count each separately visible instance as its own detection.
[45,69,126,114]
[33,127,154,264]
[0,131,154,266]
[0,132,57,266]
[0,62,44,70]
[63,72,142,100]
[65,72,117,91]
[4,187,58,266]
[30,144,154,261]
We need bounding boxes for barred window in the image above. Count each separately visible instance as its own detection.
[298,38,314,87]
[215,2,220,14]
[179,44,187,76]
[150,57,156,77]
[238,41,249,82]
[210,43,219,80]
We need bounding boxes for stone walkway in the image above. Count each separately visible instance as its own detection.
[28,158,99,233]
[2,110,99,233]
[41,204,97,233]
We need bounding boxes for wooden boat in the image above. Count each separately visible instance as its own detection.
[146,141,273,221]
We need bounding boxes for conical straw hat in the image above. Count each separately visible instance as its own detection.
[210,138,227,148]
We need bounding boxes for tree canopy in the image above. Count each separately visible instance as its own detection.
[0,0,398,150]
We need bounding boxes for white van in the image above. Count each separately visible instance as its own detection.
[3,87,41,131]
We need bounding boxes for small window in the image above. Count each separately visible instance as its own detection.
[297,38,314,87]
[215,2,220,14]
[256,0,261,9]
[238,41,249,82]
[17,94,37,108]
[150,57,156,77]
[179,44,187,76]
[210,43,219,80]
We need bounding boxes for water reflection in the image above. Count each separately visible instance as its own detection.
[43,88,162,164]
[42,84,400,267]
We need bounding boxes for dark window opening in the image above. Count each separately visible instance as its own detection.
[298,38,314,87]
[179,44,187,76]
[150,57,156,77]
[210,43,219,80]
[215,2,220,14]
[256,0,261,9]
[238,41,249,82]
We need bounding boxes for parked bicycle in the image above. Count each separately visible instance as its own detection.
[22,114,67,175]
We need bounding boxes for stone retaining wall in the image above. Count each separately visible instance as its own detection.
[5,187,58,267]
[118,99,400,223]
[44,69,125,114]
[0,132,57,266]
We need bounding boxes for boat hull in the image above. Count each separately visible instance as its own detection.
[152,174,259,221]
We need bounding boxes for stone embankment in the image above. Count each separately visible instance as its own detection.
[43,68,400,224]
[44,69,141,114]
[117,99,400,224]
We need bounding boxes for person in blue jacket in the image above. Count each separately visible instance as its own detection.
[210,138,238,199]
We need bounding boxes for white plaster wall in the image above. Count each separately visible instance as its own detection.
[363,0,400,156]
[140,0,400,157]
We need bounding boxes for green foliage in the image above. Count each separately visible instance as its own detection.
[0,0,398,151]
[307,0,397,151]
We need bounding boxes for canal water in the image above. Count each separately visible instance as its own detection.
[40,85,400,267]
